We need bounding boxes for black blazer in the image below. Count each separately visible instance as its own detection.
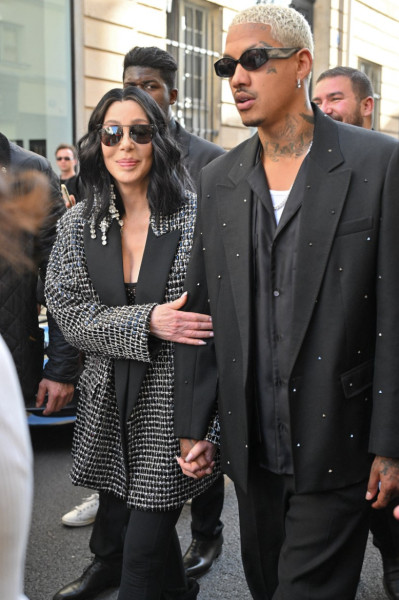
[170,119,225,188]
[174,106,399,494]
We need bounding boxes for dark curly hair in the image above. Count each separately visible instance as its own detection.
[78,87,191,225]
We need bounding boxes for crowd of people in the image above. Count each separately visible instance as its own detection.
[2,4,399,600]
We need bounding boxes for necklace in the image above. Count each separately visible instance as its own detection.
[273,194,290,212]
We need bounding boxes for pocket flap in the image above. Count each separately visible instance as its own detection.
[340,359,374,399]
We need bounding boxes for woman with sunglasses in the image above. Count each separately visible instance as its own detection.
[45,86,218,600]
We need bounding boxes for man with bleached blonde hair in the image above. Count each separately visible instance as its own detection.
[174,4,399,599]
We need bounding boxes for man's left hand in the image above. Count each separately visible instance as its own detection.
[366,456,399,509]
[36,378,75,415]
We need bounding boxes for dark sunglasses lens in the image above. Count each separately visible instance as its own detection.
[214,58,236,77]
[100,126,122,146]
[129,125,154,144]
[241,49,269,70]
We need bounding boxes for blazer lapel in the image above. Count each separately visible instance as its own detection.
[216,135,259,379]
[84,220,131,431]
[84,219,126,306]
[288,110,352,375]
[84,218,181,422]
[124,225,181,419]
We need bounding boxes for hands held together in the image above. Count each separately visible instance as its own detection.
[177,438,216,480]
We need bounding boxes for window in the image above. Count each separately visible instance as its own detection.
[167,0,221,142]
[358,59,381,131]
[0,0,74,160]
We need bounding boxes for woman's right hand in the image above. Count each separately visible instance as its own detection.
[150,292,213,345]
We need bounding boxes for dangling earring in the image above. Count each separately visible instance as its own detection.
[297,78,302,89]
[89,184,123,245]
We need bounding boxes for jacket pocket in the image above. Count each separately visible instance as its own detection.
[336,217,373,237]
[340,359,374,399]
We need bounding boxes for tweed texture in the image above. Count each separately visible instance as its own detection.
[45,192,220,511]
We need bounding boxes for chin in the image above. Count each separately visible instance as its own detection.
[240,116,263,128]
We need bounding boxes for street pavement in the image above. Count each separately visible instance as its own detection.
[25,424,389,600]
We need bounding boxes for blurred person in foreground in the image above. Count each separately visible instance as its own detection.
[173,5,399,599]
[46,86,219,600]
[58,46,225,600]
[0,133,79,417]
[313,65,399,600]
[0,170,49,600]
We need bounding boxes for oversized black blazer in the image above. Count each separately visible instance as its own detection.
[174,106,399,494]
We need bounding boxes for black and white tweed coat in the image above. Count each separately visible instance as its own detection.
[45,192,220,511]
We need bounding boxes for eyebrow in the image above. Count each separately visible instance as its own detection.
[312,91,345,102]
[125,79,159,85]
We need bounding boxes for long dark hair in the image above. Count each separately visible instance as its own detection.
[78,87,190,225]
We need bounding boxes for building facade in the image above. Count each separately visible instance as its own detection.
[0,0,398,166]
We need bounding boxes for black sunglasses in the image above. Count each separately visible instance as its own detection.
[56,156,72,161]
[99,124,156,146]
[214,47,300,78]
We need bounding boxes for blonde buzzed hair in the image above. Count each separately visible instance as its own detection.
[231,5,314,57]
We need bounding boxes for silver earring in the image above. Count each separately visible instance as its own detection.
[297,78,302,89]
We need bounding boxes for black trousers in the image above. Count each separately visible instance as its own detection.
[235,464,370,600]
[117,506,188,600]
[370,502,399,557]
[91,476,224,562]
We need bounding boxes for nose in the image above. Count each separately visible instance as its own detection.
[230,62,251,89]
[119,127,135,148]
[320,99,332,114]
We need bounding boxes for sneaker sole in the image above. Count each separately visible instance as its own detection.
[61,517,96,527]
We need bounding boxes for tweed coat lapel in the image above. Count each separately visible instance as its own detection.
[287,110,352,376]
[84,217,181,422]
[215,134,259,379]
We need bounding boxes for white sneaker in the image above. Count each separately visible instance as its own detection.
[61,492,99,527]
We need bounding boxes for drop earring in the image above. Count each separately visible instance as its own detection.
[297,78,302,89]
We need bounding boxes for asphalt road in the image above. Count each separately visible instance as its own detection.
[25,424,389,600]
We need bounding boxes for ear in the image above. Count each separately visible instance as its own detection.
[361,96,374,117]
[296,48,313,82]
[169,88,178,106]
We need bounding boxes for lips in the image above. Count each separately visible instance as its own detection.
[234,91,255,111]
[117,159,139,168]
